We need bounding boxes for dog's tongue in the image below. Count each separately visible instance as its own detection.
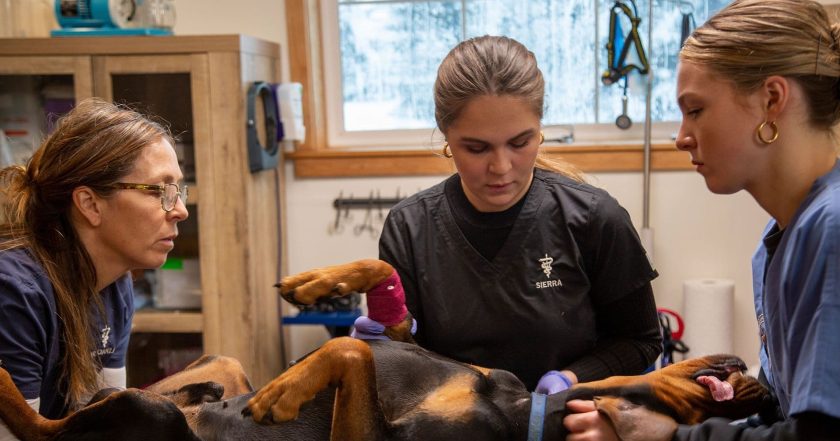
[696,375,734,401]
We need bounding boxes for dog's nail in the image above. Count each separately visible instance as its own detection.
[281,291,305,307]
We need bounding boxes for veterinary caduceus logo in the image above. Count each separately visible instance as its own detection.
[535,253,562,289]
[100,325,111,348]
[539,254,553,278]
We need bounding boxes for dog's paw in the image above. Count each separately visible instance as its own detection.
[246,375,312,424]
[275,259,394,305]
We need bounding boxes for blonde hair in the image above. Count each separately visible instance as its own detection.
[680,0,840,130]
[0,98,172,406]
[435,35,583,181]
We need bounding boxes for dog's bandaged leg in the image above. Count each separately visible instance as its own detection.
[366,271,407,326]
[696,375,734,401]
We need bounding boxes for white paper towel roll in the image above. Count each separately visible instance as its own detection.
[682,278,734,358]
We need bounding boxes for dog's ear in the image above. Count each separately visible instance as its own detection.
[594,396,677,441]
[57,389,202,441]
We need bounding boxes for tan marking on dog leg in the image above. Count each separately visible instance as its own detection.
[383,314,416,344]
[594,396,677,441]
[0,368,63,441]
[328,343,384,441]
[414,374,478,423]
[248,337,385,441]
[249,341,348,423]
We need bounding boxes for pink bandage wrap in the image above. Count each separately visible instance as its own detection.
[366,271,407,326]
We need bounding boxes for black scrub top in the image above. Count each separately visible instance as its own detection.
[379,168,658,389]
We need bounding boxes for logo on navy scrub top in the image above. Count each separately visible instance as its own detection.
[92,325,115,357]
[100,325,111,348]
[536,253,563,289]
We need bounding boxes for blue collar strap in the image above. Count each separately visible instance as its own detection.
[527,392,547,441]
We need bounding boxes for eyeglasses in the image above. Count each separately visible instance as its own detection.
[111,182,189,212]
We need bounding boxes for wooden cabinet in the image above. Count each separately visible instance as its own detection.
[0,35,284,387]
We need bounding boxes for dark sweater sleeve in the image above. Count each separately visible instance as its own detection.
[673,413,840,441]
[564,283,663,382]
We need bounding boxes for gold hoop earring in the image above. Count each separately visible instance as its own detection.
[540,131,545,145]
[442,142,453,158]
[756,121,779,144]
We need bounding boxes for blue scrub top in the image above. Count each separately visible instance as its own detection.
[752,159,840,419]
[0,248,134,418]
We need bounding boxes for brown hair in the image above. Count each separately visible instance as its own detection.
[434,35,583,181]
[0,98,172,405]
[680,0,840,130]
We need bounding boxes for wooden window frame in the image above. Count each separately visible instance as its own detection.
[284,0,692,177]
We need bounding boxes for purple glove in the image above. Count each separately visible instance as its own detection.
[535,370,573,395]
[350,316,417,340]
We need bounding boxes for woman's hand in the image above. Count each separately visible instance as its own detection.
[350,316,417,341]
[563,400,619,441]
[350,316,391,340]
[535,370,575,395]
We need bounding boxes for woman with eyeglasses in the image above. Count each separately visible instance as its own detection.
[0,98,188,439]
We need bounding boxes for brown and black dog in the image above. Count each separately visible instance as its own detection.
[0,259,771,441]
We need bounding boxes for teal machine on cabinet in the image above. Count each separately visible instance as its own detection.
[51,0,174,37]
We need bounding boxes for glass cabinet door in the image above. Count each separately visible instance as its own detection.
[0,56,93,167]
[95,54,207,313]
[94,54,211,387]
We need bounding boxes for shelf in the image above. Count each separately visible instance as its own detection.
[132,310,203,333]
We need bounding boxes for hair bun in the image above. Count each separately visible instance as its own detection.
[1,164,30,190]
[830,23,840,49]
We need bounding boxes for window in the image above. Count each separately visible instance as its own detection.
[320,0,727,148]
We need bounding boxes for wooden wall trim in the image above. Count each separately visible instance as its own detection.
[288,143,692,177]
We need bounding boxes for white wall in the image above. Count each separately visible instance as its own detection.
[177,0,770,368]
[174,0,290,82]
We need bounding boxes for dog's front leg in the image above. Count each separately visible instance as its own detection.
[247,337,388,441]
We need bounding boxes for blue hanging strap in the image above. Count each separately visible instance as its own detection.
[527,392,547,441]
[602,0,650,85]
